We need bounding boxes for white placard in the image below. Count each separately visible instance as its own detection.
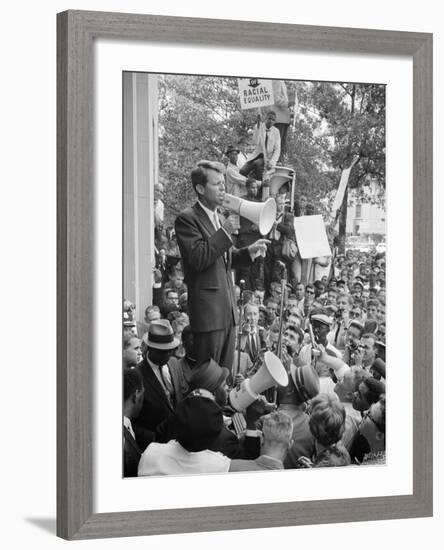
[294,215,332,258]
[238,78,274,110]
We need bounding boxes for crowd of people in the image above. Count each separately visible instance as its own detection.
[123,101,387,478]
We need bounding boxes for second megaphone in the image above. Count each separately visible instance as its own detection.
[222,194,276,235]
[229,351,289,412]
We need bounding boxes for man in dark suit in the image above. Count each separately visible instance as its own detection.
[175,160,269,370]
[123,368,146,477]
[133,319,188,450]
[239,302,267,363]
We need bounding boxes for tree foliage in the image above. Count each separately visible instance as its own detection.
[157,75,385,227]
[308,82,386,206]
[158,74,256,224]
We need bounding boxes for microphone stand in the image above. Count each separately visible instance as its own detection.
[233,279,246,384]
[273,263,287,404]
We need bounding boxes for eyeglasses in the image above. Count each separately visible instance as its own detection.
[350,311,361,318]
[305,289,315,294]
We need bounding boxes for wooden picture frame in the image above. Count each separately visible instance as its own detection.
[57,10,433,540]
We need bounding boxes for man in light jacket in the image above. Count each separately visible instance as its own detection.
[239,110,281,182]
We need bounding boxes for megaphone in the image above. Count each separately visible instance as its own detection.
[229,351,289,412]
[222,194,276,235]
[269,166,294,196]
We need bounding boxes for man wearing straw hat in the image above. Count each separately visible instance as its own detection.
[133,319,188,450]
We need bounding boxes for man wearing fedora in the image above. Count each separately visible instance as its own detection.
[175,160,269,370]
[133,319,188,451]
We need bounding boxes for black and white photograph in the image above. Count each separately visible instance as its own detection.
[122,72,387,478]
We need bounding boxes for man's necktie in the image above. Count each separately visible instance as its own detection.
[335,322,342,346]
[265,130,269,149]
[213,212,220,230]
[160,364,175,406]
[214,212,228,265]
[249,332,257,358]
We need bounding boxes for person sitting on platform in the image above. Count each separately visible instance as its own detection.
[239,111,281,182]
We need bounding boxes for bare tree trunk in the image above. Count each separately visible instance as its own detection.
[337,85,356,254]
[338,187,348,254]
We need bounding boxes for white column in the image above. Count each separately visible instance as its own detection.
[123,72,158,322]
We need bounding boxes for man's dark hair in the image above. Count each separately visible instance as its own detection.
[144,304,159,317]
[348,321,365,337]
[246,177,257,190]
[285,324,304,343]
[190,160,224,193]
[266,109,277,117]
[362,332,378,346]
[362,378,385,407]
[123,368,143,402]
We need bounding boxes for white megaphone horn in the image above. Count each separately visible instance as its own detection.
[222,194,276,235]
[229,351,289,412]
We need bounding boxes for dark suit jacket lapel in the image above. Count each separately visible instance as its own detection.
[194,202,231,270]
[142,361,173,411]
[193,202,216,237]
[124,425,141,454]
[167,361,185,403]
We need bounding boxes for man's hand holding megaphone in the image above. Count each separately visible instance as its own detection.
[245,395,276,430]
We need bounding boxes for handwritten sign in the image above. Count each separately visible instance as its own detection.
[238,78,275,110]
[293,215,331,259]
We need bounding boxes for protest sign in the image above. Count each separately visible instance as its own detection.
[293,215,331,259]
[238,78,274,110]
